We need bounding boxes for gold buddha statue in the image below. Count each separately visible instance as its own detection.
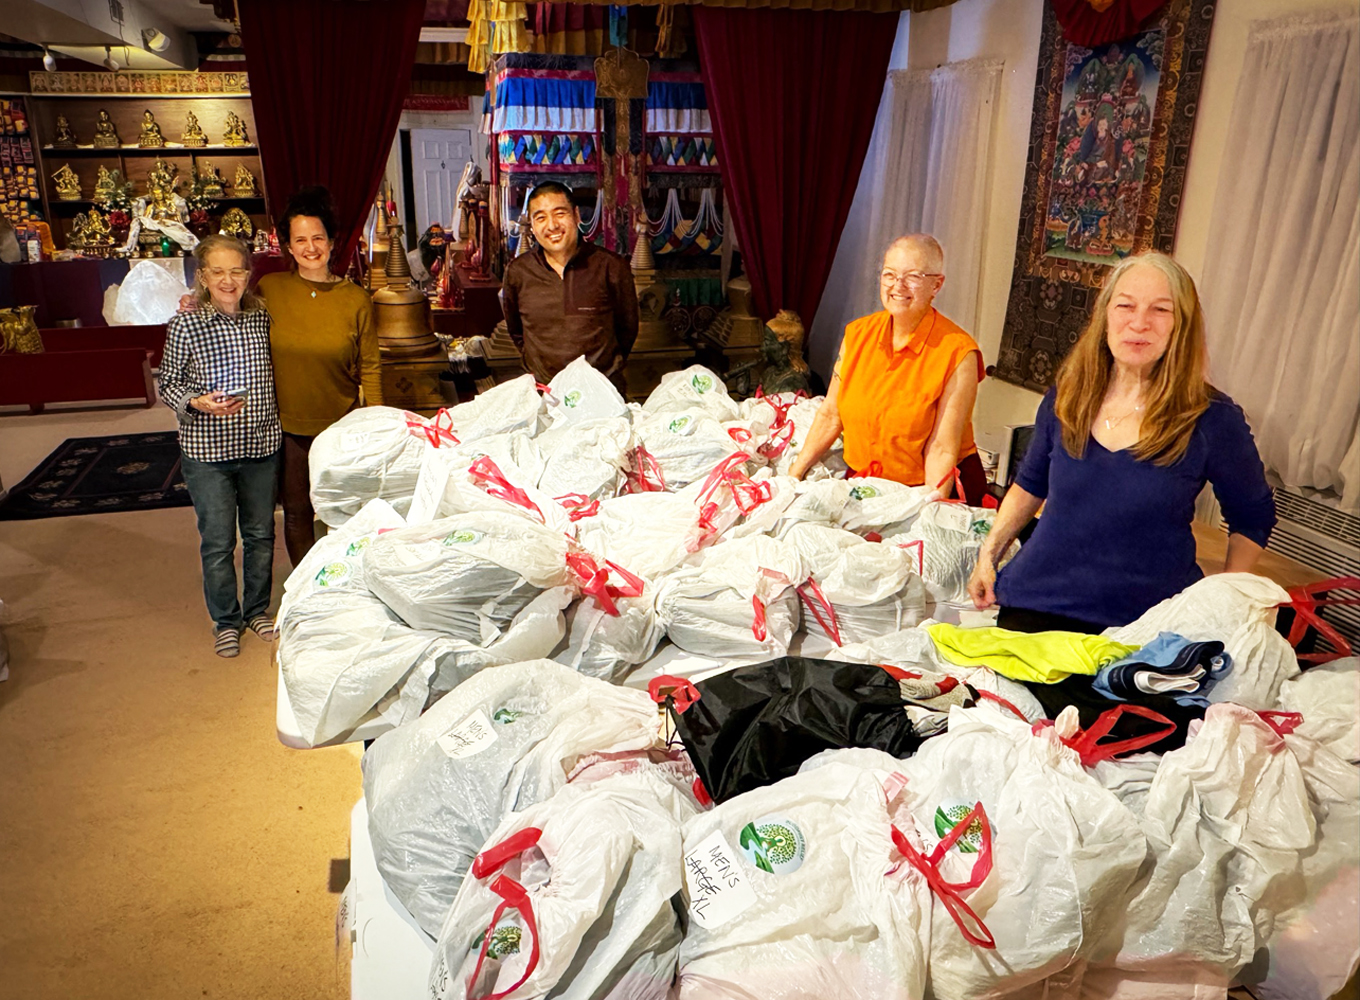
[197,160,226,198]
[93,164,116,203]
[181,111,207,148]
[137,110,166,148]
[222,111,250,147]
[146,160,179,218]
[52,115,78,148]
[52,164,81,201]
[80,208,114,252]
[232,164,257,198]
[92,109,120,148]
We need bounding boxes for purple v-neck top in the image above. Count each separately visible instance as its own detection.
[995,388,1276,628]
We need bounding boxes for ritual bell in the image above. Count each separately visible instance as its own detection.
[373,224,440,358]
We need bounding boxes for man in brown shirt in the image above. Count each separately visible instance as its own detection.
[500,181,639,392]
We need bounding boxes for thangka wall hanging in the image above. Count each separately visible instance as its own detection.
[993,0,1215,390]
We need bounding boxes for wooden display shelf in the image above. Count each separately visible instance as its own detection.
[41,144,258,155]
[46,196,264,215]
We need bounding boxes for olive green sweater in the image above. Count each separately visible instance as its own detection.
[258,271,384,436]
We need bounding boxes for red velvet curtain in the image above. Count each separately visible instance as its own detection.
[237,0,425,272]
[693,6,897,329]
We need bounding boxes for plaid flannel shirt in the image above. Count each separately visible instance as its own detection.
[157,306,282,463]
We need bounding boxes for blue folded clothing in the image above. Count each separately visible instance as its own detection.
[1093,631,1233,708]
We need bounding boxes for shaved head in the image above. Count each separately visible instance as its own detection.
[883,234,945,275]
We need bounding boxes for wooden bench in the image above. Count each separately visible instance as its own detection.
[0,324,166,413]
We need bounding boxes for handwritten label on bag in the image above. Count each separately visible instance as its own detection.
[683,830,758,929]
[436,709,497,760]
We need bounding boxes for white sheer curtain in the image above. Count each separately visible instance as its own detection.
[809,57,1002,378]
[1201,11,1360,512]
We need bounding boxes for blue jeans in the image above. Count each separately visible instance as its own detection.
[179,451,280,630]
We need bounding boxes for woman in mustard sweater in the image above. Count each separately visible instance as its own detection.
[258,186,383,564]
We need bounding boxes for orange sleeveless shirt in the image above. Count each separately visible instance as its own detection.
[836,308,984,486]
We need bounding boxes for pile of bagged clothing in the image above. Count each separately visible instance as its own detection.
[282,356,1358,999]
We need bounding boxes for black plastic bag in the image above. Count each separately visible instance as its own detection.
[663,656,923,804]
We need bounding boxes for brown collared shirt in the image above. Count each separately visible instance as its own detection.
[500,242,639,383]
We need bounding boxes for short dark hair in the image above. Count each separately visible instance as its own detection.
[525,181,575,213]
[278,185,337,244]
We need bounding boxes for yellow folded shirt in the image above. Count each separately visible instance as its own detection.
[926,623,1140,685]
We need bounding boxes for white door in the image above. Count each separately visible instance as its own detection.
[411,128,475,234]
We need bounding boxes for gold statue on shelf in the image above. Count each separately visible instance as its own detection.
[137,110,166,148]
[220,207,253,238]
[52,115,77,148]
[92,109,120,148]
[181,111,207,148]
[74,207,115,254]
[222,111,250,147]
[125,158,195,255]
[93,164,116,203]
[232,164,256,198]
[197,160,225,198]
[52,164,81,201]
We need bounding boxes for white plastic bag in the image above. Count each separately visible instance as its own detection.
[278,585,458,747]
[429,769,697,1000]
[839,478,938,535]
[783,522,928,648]
[656,535,807,661]
[363,660,665,939]
[535,417,632,502]
[1105,574,1298,709]
[677,756,933,1000]
[573,491,701,582]
[364,511,573,640]
[1275,657,1360,762]
[542,355,629,427]
[632,408,745,491]
[1102,703,1315,983]
[895,501,1017,606]
[444,373,545,442]
[642,364,739,422]
[309,406,429,526]
[772,396,850,479]
[1247,730,1360,1000]
[897,707,1148,1000]
[277,497,404,629]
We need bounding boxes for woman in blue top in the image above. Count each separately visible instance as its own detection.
[968,251,1275,633]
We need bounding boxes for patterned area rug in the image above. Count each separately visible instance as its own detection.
[0,432,191,520]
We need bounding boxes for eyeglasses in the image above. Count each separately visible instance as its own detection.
[880,270,941,288]
[204,267,250,280]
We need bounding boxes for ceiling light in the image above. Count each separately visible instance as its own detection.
[42,46,56,72]
[142,28,170,53]
[103,45,119,71]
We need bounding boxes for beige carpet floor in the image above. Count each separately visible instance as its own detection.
[0,404,361,1000]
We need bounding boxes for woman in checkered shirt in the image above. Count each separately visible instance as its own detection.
[157,234,282,658]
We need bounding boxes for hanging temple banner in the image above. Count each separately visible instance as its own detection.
[993,0,1216,391]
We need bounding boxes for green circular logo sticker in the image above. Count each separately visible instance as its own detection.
[849,484,879,500]
[668,415,692,433]
[738,816,806,874]
[969,518,993,537]
[934,801,985,854]
[691,374,713,394]
[492,707,522,724]
[442,528,483,546]
[345,537,372,557]
[564,390,582,408]
[314,561,351,587]
[474,923,522,960]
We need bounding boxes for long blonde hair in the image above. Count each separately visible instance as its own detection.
[193,234,264,313]
[1053,252,1211,466]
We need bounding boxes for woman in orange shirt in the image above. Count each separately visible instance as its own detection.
[788,233,986,502]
